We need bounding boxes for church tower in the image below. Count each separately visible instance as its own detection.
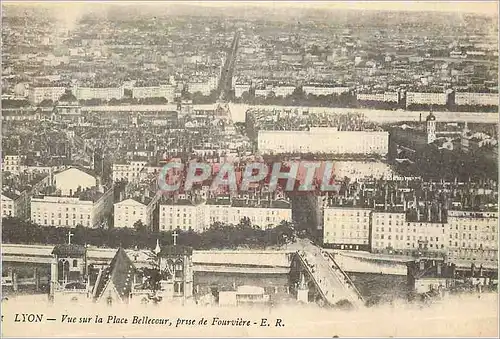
[155,233,194,303]
[425,111,437,144]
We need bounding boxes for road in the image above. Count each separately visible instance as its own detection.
[218,31,240,101]
[291,239,365,307]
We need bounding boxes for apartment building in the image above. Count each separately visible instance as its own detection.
[255,88,272,97]
[158,198,292,233]
[112,160,148,182]
[323,207,371,250]
[454,92,499,107]
[113,193,160,229]
[30,188,113,228]
[325,207,499,266]
[371,212,447,253]
[187,76,218,96]
[1,191,28,218]
[2,155,23,174]
[234,83,252,98]
[447,210,498,263]
[159,199,206,232]
[28,86,67,104]
[73,86,124,101]
[405,91,448,107]
[302,85,350,96]
[356,92,399,103]
[274,85,296,97]
[132,85,175,102]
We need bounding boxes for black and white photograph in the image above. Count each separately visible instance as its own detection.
[1,1,498,337]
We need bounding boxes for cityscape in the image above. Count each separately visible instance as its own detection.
[1,2,498,337]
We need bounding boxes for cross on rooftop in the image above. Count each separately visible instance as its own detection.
[68,231,74,245]
[172,230,178,246]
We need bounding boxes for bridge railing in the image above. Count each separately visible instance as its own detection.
[295,251,330,302]
[325,252,365,303]
[296,248,365,308]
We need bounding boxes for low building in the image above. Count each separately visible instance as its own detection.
[219,285,270,306]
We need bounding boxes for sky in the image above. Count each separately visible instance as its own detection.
[3,1,499,16]
[189,1,499,16]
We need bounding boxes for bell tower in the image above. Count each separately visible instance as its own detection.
[155,232,194,302]
[426,111,436,144]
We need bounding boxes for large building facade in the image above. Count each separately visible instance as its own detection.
[323,207,371,251]
[323,208,498,265]
[258,130,389,155]
[159,199,292,233]
[31,191,113,228]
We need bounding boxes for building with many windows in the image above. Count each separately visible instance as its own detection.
[327,206,498,266]
[113,193,161,229]
[1,191,28,218]
[132,85,175,102]
[258,130,389,155]
[112,160,148,182]
[28,86,67,104]
[303,85,350,96]
[234,83,252,98]
[159,199,206,232]
[323,207,371,251]
[405,91,449,107]
[454,92,499,107]
[370,211,447,254]
[356,92,399,103]
[447,210,498,264]
[72,86,124,101]
[30,188,113,228]
[274,85,296,97]
[158,197,292,233]
[2,155,23,174]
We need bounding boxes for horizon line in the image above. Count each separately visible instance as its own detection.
[2,1,499,17]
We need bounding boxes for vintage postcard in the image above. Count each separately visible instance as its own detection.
[1,1,498,337]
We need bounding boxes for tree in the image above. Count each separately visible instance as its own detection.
[133,220,147,233]
[38,99,54,107]
[238,216,252,229]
